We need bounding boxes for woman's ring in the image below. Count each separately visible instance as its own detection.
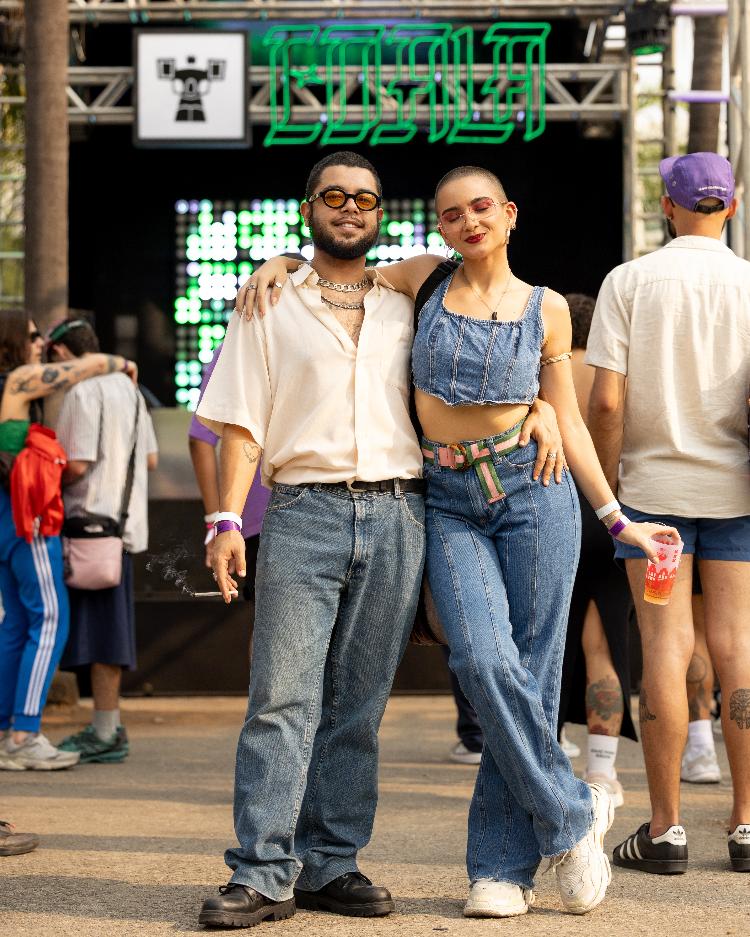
[273,281,283,289]
[247,283,258,290]
[546,451,558,460]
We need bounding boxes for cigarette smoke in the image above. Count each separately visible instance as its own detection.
[145,544,196,596]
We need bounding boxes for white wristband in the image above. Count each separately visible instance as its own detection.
[215,511,243,527]
[204,511,218,524]
[595,500,620,521]
[204,526,217,546]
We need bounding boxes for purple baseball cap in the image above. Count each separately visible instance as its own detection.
[659,152,735,211]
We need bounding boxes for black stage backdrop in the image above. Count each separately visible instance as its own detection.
[69,125,623,402]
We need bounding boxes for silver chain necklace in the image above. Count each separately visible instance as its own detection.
[321,295,365,311]
[316,274,370,293]
[462,266,514,320]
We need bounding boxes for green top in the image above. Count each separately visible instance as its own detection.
[0,420,29,455]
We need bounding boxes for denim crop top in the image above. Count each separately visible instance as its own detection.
[411,272,545,407]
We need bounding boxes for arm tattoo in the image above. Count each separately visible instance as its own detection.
[106,355,119,373]
[242,442,260,466]
[729,689,750,729]
[9,375,35,394]
[585,677,624,723]
[41,366,60,384]
[639,688,656,723]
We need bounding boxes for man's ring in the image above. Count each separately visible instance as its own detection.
[273,281,283,289]
[247,283,257,290]
[546,451,558,460]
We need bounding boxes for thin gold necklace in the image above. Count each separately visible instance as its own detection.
[461,266,514,321]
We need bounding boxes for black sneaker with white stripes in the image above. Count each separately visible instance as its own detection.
[728,824,750,872]
[612,823,688,874]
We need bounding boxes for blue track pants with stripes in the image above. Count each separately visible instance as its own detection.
[0,488,69,733]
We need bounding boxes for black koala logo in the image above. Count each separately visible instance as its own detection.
[157,55,226,122]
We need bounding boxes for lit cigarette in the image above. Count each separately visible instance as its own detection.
[194,590,239,598]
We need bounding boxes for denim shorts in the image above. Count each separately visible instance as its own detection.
[614,503,750,562]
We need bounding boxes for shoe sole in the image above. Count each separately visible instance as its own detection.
[294,892,394,917]
[563,786,615,914]
[730,857,750,872]
[612,854,688,875]
[681,776,721,784]
[74,751,128,764]
[0,758,24,771]
[12,759,79,771]
[198,897,296,928]
[464,903,528,918]
[0,843,39,856]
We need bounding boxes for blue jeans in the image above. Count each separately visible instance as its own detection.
[227,483,425,900]
[423,438,593,889]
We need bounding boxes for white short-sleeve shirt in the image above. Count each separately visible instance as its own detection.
[197,265,422,487]
[586,236,750,518]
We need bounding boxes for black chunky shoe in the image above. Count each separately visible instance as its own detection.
[294,871,395,917]
[728,824,750,872]
[199,884,295,929]
[612,822,688,874]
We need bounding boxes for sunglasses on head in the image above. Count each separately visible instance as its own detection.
[307,187,381,212]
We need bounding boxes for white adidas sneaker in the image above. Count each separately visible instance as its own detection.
[463,879,535,918]
[554,783,614,914]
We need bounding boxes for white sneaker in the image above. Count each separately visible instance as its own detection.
[464,879,535,918]
[449,742,482,765]
[681,748,721,784]
[560,728,581,759]
[583,771,625,809]
[0,734,24,771]
[5,733,80,770]
[554,783,614,914]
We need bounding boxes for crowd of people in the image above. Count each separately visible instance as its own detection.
[0,317,157,782]
[1,149,748,920]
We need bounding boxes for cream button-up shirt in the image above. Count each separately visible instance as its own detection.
[196,264,422,487]
[586,236,750,519]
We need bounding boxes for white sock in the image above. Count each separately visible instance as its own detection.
[93,709,120,742]
[586,733,619,779]
[687,719,715,754]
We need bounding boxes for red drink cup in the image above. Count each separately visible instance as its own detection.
[644,535,684,605]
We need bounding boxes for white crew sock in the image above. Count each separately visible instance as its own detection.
[93,709,120,743]
[586,733,619,779]
[686,719,715,754]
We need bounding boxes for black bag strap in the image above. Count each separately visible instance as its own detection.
[408,259,460,441]
[116,388,142,536]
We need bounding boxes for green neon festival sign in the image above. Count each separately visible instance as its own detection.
[263,22,550,146]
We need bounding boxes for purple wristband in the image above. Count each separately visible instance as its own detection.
[608,517,629,538]
[215,519,241,535]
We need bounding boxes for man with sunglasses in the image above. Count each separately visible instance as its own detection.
[196,152,562,929]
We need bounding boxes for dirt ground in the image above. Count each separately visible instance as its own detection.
[0,695,747,937]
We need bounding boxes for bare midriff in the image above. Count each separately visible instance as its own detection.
[416,390,530,445]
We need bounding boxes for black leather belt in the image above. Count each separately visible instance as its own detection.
[312,478,425,494]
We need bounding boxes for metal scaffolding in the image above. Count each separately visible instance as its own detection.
[55,62,628,126]
[729,0,750,259]
[0,0,629,23]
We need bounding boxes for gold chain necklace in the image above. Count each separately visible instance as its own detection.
[321,295,365,311]
[316,274,370,293]
[461,266,514,321]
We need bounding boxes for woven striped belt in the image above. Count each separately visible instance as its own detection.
[421,426,522,504]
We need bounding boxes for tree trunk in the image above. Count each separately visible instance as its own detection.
[687,15,726,154]
[24,0,69,332]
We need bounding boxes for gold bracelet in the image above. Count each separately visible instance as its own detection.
[540,351,573,367]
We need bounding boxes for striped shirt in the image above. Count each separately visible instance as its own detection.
[54,374,158,553]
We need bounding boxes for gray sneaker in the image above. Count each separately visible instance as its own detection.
[5,733,80,770]
[0,820,39,856]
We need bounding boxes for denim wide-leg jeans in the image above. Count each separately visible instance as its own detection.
[424,439,593,890]
[226,482,425,901]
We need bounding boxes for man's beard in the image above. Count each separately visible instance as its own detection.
[310,218,379,260]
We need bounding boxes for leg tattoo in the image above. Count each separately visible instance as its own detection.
[585,676,624,726]
[639,688,656,724]
[729,689,750,730]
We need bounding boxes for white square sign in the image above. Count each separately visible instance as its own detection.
[135,30,249,146]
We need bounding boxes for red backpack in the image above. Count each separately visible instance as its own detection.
[10,424,67,542]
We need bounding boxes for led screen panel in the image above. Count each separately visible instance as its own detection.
[174,197,443,408]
